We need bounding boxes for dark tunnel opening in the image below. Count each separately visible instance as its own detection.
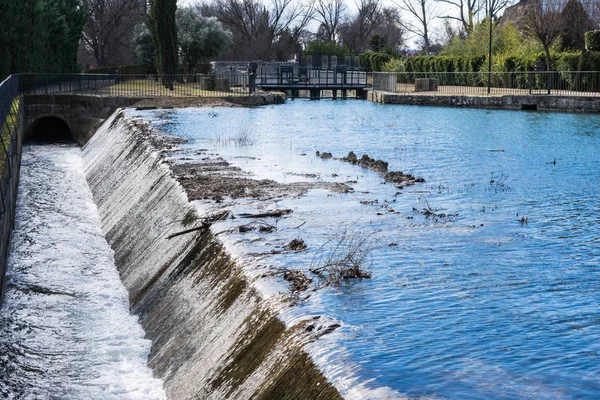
[26,116,74,143]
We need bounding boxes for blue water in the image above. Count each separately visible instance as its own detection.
[132,100,600,399]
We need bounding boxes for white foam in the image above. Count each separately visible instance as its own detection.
[0,144,166,399]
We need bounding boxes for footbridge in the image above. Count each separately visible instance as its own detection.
[255,66,370,99]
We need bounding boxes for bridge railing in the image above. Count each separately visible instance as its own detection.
[257,66,369,88]
[373,71,600,96]
[0,74,23,307]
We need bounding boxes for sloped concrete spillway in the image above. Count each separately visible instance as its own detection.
[82,111,342,399]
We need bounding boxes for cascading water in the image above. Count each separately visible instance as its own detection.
[0,143,166,400]
[80,112,341,399]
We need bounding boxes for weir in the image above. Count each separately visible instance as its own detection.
[81,112,342,399]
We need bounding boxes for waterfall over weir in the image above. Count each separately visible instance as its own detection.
[81,111,341,399]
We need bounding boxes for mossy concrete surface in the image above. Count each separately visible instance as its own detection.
[83,111,341,399]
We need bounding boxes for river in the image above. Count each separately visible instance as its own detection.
[132,100,600,399]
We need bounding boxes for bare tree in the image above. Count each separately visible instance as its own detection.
[523,0,563,72]
[523,0,563,93]
[312,0,347,42]
[81,0,147,67]
[436,0,481,34]
[394,0,438,53]
[338,0,382,53]
[209,0,314,60]
[487,0,513,18]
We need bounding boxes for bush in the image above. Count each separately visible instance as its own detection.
[585,31,600,51]
[360,52,391,71]
[381,58,404,72]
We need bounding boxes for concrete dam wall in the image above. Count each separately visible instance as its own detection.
[82,111,341,399]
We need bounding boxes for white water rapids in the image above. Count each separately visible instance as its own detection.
[0,143,166,400]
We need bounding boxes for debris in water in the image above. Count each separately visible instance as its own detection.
[384,171,425,188]
[238,209,292,218]
[315,151,333,159]
[286,238,308,251]
[413,196,458,223]
[283,270,313,292]
[166,222,211,240]
[259,225,276,233]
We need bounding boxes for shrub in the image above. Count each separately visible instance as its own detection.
[381,58,404,72]
[585,31,600,51]
[309,226,375,285]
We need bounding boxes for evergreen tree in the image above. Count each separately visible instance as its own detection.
[561,0,593,51]
[0,0,85,79]
[149,0,178,89]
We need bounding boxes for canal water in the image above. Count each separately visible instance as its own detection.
[0,144,165,399]
[133,100,600,400]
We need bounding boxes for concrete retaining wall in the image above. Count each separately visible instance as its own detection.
[369,90,600,112]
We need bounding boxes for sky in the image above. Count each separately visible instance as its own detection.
[177,0,508,49]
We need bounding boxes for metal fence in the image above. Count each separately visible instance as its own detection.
[0,75,23,307]
[21,73,252,97]
[257,66,368,88]
[373,71,600,97]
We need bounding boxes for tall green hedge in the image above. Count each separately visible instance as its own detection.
[381,53,600,91]
[384,53,600,74]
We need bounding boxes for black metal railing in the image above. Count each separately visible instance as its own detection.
[20,73,116,95]
[0,75,21,214]
[373,71,600,96]
[257,66,369,89]
[21,73,253,97]
[0,74,23,307]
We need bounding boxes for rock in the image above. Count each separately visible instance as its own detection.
[357,154,388,172]
[342,151,358,163]
[384,171,425,188]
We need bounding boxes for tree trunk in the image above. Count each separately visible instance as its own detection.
[422,1,429,54]
[544,45,552,94]
[573,48,585,91]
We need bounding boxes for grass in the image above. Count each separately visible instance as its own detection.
[213,125,256,147]
[0,97,21,177]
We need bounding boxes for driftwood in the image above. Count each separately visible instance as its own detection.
[167,222,211,240]
[237,209,292,219]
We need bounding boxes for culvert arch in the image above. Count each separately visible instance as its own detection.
[26,116,74,143]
